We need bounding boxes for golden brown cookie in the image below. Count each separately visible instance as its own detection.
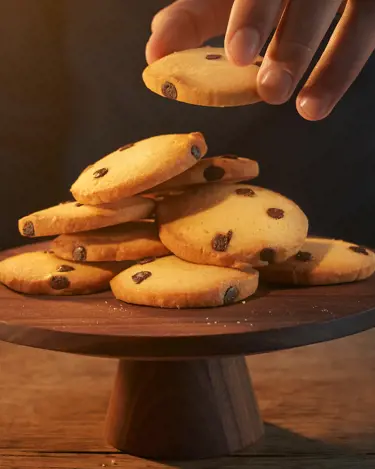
[0,251,130,295]
[52,220,170,262]
[258,237,375,285]
[110,255,259,308]
[157,184,308,269]
[146,155,259,193]
[143,47,262,107]
[18,197,154,238]
[71,132,208,204]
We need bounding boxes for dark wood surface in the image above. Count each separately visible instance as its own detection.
[1,243,375,358]
[1,328,375,467]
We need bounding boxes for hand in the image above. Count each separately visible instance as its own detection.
[146,0,375,121]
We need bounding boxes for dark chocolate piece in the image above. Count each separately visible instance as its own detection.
[223,286,239,305]
[22,221,35,237]
[203,165,225,181]
[132,271,152,284]
[212,230,233,252]
[161,81,177,100]
[138,257,156,265]
[267,208,284,219]
[235,188,255,196]
[349,245,369,256]
[191,145,201,160]
[72,246,87,262]
[93,168,108,178]
[206,54,222,60]
[50,276,70,290]
[56,265,75,272]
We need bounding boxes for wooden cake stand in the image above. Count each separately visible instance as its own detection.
[1,244,375,460]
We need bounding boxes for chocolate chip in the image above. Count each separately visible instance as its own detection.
[50,275,70,290]
[73,246,87,262]
[260,248,276,263]
[22,221,35,237]
[93,168,108,178]
[191,145,201,160]
[119,143,134,151]
[206,54,222,60]
[75,203,83,207]
[132,271,152,284]
[222,154,239,160]
[203,165,225,182]
[223,286,239,305]
[295,251,313,262]
[212,230,233,252]
[138,257,156,265]
[235,188,255,197]
[349,245,369,256]
[161,81,177,100]
[56,265,75,272]
[43,250,54,254]
[267,208,284,219]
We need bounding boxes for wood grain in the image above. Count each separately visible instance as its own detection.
[105,358,263,459]
[1,243,375,358]
[2,452,375,469]
[1,327,375,467]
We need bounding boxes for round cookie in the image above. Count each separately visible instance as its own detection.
[142,47,262,107]
[157,184,309,269]
[146,155,259,193]
[0,251,130,295]
[18,197,154,238]
[258,238,375,286]
[110,255,259,308]
[71,132,208,205]
[52,220,170,262]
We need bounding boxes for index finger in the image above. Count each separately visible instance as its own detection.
[146,0,233,64]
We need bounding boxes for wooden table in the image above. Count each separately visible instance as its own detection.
[1,328,375,469]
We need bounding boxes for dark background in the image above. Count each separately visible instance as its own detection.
[0,0,374,250]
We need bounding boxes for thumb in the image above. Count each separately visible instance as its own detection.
[146,0,234,64]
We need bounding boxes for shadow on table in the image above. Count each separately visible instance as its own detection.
[160,423,374,467]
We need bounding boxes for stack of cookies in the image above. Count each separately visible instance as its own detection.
[1,47,374,309]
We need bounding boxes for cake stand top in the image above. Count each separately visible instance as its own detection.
[0,243,374,359]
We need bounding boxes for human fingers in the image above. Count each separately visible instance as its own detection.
[257,0,342,104]
[297,0,375,120]
[225,0,284,66]
[146,0,233,64]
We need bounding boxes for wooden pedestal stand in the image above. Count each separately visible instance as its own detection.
[106,358,263,459]
[1,244,375,460]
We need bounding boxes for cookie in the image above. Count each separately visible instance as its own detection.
[51,220,170,262]
[71,132,208,205]
[258,237,375,286]
[110,255,259,308]
[0,251,130,295]
[146,155,259,193]
[142,47,262,107]
[157,184,308,269]
[18,197,154,238]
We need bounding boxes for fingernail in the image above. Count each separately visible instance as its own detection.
[227,27,260,66]
[299,96,331,120]
[259,68,294,104]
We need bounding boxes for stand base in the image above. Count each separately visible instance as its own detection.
[105,357,264,460]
